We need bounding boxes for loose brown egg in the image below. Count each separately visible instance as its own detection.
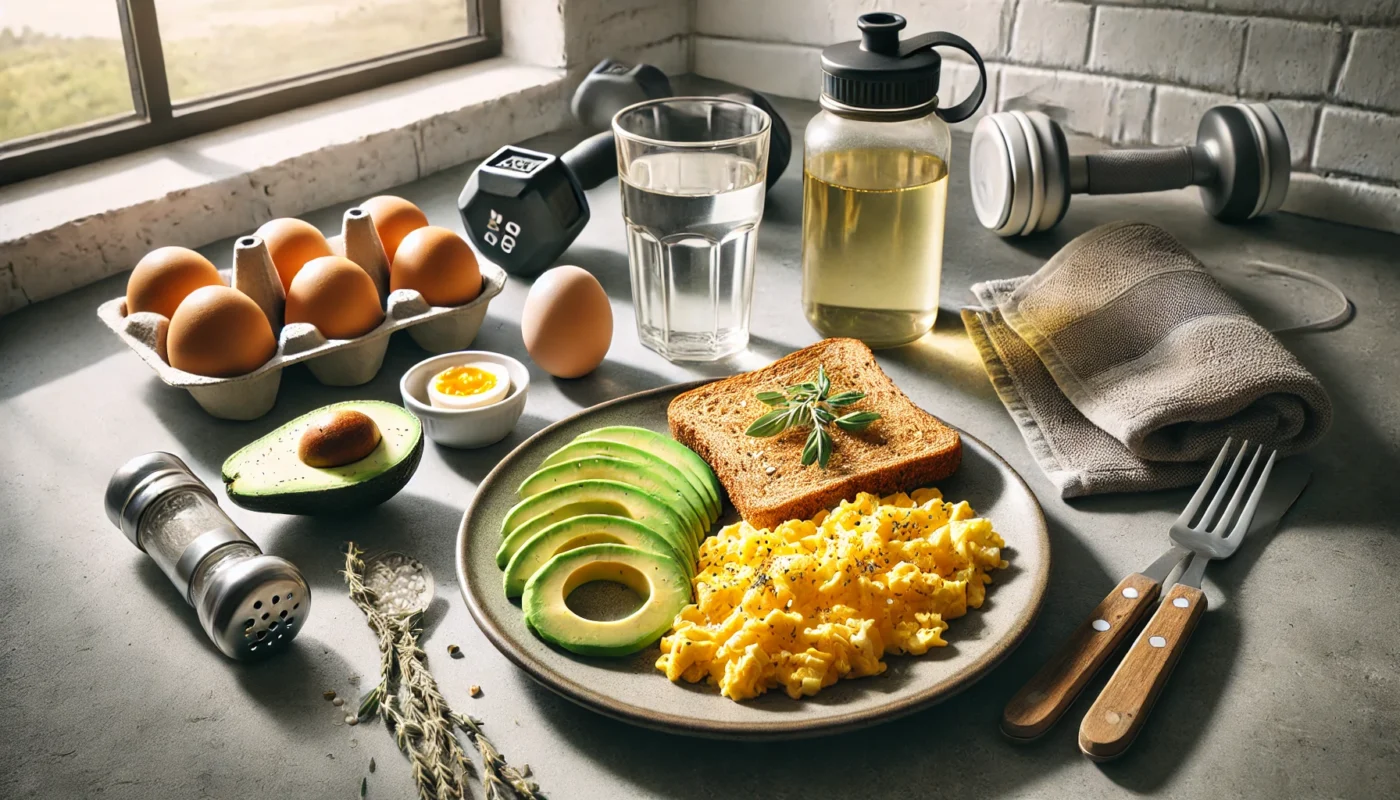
[521,265,612,379]
[360,196,429,261]
[256,218,333,290]
[167,286,277,377]
[126,246,225,320]
[298,409,382,467]
[285,256,385,339]
[390,226,481,306]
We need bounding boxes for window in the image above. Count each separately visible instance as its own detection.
[0,0,498,185]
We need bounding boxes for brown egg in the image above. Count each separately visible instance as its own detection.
[126,246,225,320]
[390,226,482,306]
[285,256,385,339]
[297,409,382,467]
[360,195,429,261]
[521,265,612,378]
[256,218,333,290]
[167,286,277,377]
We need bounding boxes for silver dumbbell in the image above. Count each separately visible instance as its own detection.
[970,103,1291,236]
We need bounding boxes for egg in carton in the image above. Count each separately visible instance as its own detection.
[96,205,506,421]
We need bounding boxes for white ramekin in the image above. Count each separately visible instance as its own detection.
[399,351,529,449]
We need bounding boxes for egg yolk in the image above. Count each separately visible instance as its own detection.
[433,366,498,397]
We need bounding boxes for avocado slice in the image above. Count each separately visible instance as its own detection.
[502,478,702,550]
[504,514,687,598]
[221,400,423,515]
[573,427,723,518]
[496,480,695,568]
[523,543,691,657]
[538,440,719,522]
[518,457,709,537]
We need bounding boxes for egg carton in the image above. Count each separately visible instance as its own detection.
[96,205,506,421]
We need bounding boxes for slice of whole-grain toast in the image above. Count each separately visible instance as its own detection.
[668,338,962,529]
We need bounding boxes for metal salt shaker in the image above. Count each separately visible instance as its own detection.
[104,452,310,660]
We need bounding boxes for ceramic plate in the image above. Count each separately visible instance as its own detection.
[456,382,1050,739]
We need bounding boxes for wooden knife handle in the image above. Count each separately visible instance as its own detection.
[1078,583,1208,761]
[1002,573,1161,740]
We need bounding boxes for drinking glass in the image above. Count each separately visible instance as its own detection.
[613,98,771,362]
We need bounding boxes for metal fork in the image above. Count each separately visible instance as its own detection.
[1002,439,1276,745]
[1077,439,1276,761]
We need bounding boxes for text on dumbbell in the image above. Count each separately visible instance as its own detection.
[485,210,521,253]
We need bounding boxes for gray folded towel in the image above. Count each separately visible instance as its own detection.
[961,221,1332,498]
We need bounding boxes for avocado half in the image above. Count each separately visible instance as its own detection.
[221,400,424,515]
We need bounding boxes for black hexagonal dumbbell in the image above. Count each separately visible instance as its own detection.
[573,59,793,192]
[457,131,617,278]
[570,59,673,131]
[459,59,793,277]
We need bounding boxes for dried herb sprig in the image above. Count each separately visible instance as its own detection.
[344,544,541,800]
[453,712,538,799]
[744,365,880,468]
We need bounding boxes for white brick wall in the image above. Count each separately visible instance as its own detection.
[876,0,1015,60]
[1314,107,1400,182]
[1282,172,1400,232]
[1092,7,1247,92]
[696,0,838,44]
[1336,28,1400,113]
[1264,99,1321,168]
[565,0,692,71]
[507,0,692,70]
[1238,18,1343,97]
[691,0,1400,233]
[694,37,825,102]
[943,61,1003,122]
[1177,1,1400,24]
[1001,66,1155,143]
[1011,0,1093,68]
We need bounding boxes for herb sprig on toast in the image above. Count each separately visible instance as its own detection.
[744,366,881,468]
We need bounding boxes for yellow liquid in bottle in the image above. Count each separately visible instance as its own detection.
[801,148,949,348]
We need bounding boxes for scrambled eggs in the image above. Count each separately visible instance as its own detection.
[656,488,1008,701]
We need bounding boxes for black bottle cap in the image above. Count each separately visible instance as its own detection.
[820,13,987,123]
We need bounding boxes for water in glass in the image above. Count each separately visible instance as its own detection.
[621,151,765,361]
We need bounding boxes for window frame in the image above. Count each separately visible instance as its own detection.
[0,0,500,186]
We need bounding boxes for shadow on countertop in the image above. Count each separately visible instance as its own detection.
[254,494,462,593]
[0,271,129,403]
[136,556,364,732]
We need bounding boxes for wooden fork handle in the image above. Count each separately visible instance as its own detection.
[1078,583,1208,761]
[1001,573,1161,740]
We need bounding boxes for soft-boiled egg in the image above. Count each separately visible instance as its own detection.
[428,362,510,410]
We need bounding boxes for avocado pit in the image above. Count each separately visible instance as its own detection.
[221,400,423,515]
[298,409,382,468]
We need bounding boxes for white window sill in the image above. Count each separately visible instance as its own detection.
[0,56,571,316]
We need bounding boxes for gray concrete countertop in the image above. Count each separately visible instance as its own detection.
[2,92,1397,800]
